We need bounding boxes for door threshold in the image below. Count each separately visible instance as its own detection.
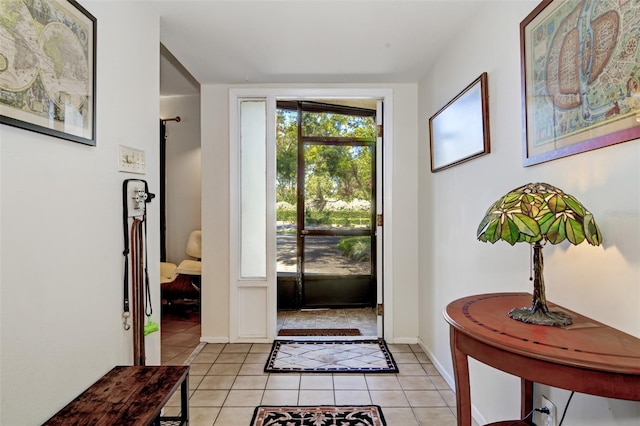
[275,335,379,341]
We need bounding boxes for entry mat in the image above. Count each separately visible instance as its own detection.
[277,328,361,336]
[264,339,398,373]
[250,405,387,426]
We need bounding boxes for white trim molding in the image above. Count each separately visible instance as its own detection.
[229,87,394,343]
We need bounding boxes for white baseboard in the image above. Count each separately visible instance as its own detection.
[388,336,419,344]
[417,338,486,426]
[200,336,230,343]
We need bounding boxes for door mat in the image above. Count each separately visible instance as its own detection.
[250,405,387,426]
[278,328,361,336]
[264,339,398,373]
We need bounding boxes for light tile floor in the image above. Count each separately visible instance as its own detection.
[161,308,379,365]
[162,342,457,425]
[161,308,458,425]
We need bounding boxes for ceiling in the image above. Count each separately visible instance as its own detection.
[157,0,486,96]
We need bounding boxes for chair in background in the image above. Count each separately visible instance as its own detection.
[160,230,201,311]
[175,230,201,282]
[160,262,178,285]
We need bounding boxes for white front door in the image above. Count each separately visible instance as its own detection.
[229,89,393,342]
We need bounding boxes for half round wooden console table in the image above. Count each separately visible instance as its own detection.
[444,293,640,426]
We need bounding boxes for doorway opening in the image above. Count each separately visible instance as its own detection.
[275,100,379,337]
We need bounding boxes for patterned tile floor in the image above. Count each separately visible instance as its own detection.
[161,309,458,425]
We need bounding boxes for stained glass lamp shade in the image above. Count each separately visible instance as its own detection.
[477,183,602,326]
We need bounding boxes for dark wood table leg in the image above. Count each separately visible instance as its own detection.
[451,327,472,426]
[180,373,189,425]
[521,379,533,423]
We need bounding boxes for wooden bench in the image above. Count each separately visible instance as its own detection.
[43,365,189,426]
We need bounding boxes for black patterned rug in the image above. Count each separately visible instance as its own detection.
[250,405,387,426]
[264,339,398,373]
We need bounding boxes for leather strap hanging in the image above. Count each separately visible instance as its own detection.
[144,217,153,319]
[121,179,155,365]
[131,218,145,365]
[121,180,132,330]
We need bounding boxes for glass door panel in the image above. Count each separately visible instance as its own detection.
[303,144,373,232]
[276,101,377,309]
[302,235,372,276]
[299,103,376,308]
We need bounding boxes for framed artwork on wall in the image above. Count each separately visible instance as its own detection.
[0,0,97,146]
[521,0,640,166]
[429,72,490,172]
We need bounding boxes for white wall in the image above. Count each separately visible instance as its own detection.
[200,85,231,341]
[0,2,161,424]
[160,95,202,264]
[199,84,420,342]
[389,84,420,341]
[418,2,640,425]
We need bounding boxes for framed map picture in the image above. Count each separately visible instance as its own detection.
[521,0,640,166]
[0,0,96,146]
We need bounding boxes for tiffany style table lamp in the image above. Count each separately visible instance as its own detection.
[477,183,602,326]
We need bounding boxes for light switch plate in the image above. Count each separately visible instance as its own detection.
[118,145,146,174]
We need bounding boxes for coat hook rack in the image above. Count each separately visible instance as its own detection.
[161,116,181,123]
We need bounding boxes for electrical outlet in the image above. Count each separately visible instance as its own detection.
[541,395,557,426]
[126,181,147,218]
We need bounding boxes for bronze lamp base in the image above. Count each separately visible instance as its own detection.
[508,305,572,327]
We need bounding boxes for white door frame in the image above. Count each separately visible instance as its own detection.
[229,88,394,342]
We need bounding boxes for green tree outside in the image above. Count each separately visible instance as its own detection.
[276,107,376,213]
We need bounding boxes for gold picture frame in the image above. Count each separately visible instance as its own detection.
[521,0,640,166]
